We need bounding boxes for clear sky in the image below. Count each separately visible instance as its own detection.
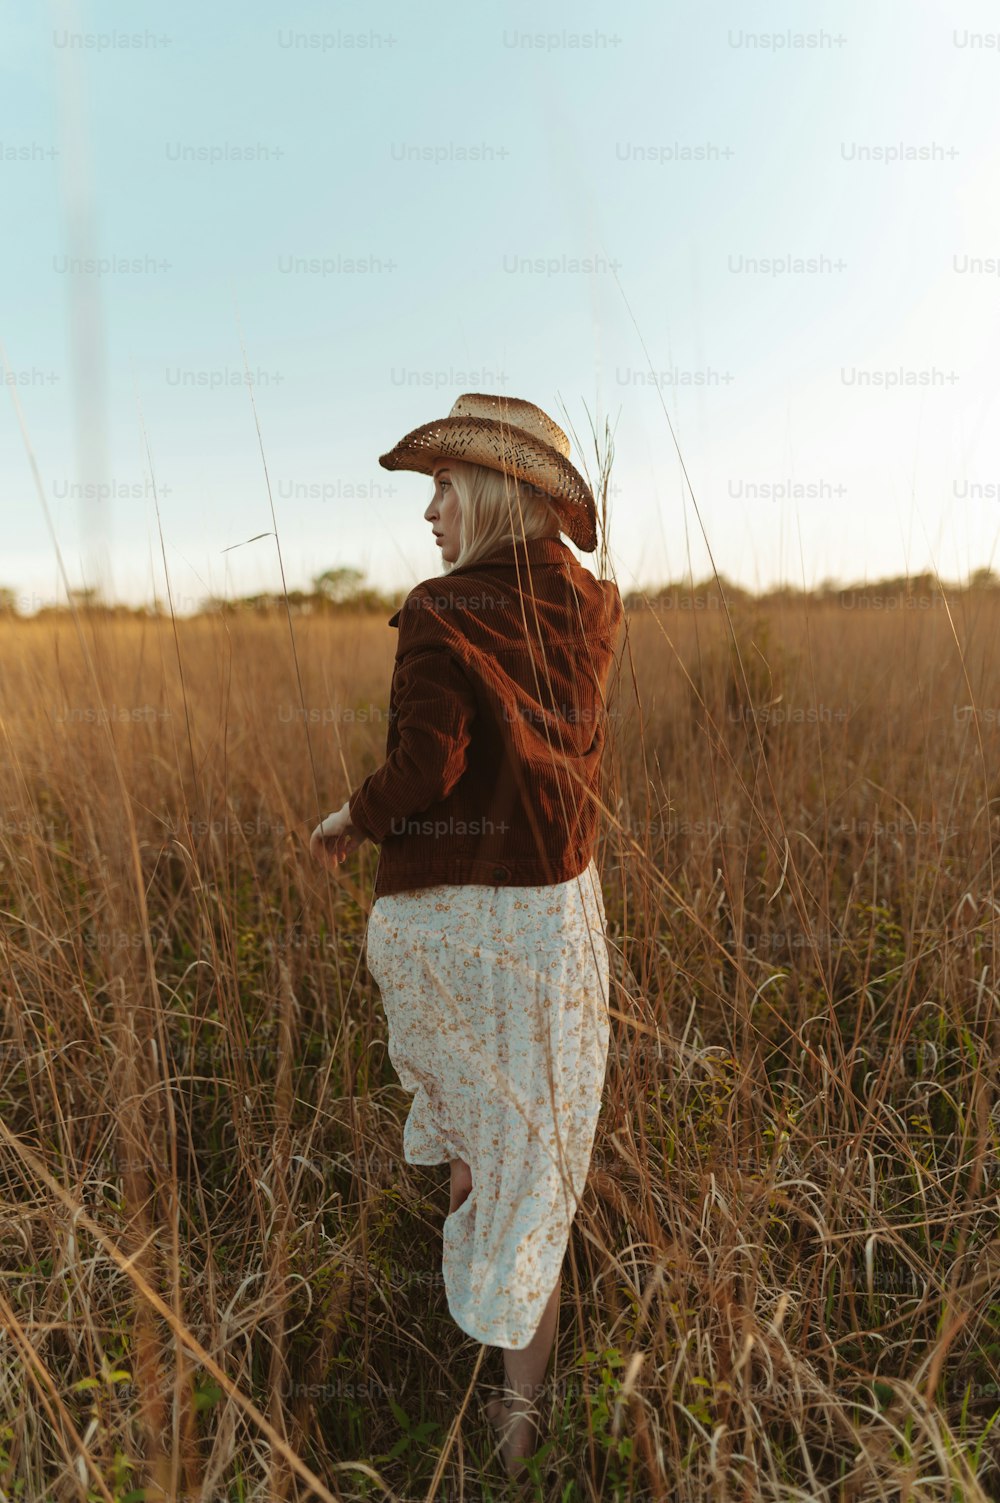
[3,0,1000,612]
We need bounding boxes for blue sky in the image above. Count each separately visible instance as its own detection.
[3,0,1000,611]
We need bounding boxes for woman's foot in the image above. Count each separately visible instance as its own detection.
[485,1388,540,1478]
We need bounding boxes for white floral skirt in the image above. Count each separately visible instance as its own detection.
[364,857,611,1350]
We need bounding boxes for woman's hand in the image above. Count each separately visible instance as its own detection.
[310,800,365,869]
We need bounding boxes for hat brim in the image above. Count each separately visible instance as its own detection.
[378,414,598,552]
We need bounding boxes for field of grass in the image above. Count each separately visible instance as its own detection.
[1,585,999,1501]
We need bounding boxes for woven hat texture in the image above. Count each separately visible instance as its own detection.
[379,392,598,552]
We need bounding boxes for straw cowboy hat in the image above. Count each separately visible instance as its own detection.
[378,392,599,552]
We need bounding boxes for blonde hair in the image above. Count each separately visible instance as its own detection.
[436,459,562,572]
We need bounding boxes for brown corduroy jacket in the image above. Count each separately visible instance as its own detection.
[347,535,624,899]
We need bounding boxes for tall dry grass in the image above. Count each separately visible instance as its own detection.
[1,573,1000,1500]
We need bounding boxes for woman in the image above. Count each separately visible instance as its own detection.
[310,392,623,1481]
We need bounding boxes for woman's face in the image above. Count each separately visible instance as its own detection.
[424,463,462,564]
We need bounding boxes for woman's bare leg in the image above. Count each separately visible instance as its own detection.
[448,1157,472,1215]
[487,1270,561,1475]
[447,1161,558,1473]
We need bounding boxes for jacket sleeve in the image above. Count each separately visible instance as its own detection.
[347,608,477,844]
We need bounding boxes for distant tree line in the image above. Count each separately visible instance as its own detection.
[0,569,398,619]
[1,566,997,620]
[200,568,397,616]
[621,568,1000,612]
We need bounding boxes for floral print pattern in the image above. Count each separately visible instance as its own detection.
[364,858,611,1349]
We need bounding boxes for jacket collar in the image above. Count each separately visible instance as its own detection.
[449,535,572,574]
[387,535,573,627]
